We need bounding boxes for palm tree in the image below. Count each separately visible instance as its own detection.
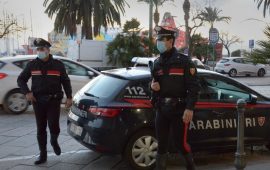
[254,0,270,17]
[137,0,173,26]
[43,0,128,39]
[246,25,270,64]
[197,7,231,28]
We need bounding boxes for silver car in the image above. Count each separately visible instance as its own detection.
[214,57,266,77]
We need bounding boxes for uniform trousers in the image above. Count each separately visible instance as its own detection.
[33,98,61,136]
[155,103,191,155]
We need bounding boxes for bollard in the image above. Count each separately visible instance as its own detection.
[234,99,247,170]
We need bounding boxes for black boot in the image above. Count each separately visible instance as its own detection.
[155,153,168,170]
[34,135,47,165]
[183,153,196,170]
[50,134,61,155]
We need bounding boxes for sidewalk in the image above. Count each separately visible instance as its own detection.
[0,107,270,170]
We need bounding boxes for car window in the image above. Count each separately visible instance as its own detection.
[60,59,88,76]
[233,58,243,63]
[13,60,31,69]
[122,79,151,100]
[219,59,229,63]
[84,75,128,99]
[0,61,6,69]
[243,59,253,64]
[199,77,250,103]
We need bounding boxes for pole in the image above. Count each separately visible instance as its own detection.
[183,0,190,53]
[234,99,247,170]
[149,0,153,57]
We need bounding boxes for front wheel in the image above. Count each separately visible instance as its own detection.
[3,89,29,114]
[124,129,158,170]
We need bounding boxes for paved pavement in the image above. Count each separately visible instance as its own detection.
[1,109,270,170]
[0,76,270,169]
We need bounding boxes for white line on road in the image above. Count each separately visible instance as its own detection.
[0,150,90,162]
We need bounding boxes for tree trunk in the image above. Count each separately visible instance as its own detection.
[225,45,230,57]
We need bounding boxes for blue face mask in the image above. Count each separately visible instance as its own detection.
[157,41,167,53]
[37,51,48,59]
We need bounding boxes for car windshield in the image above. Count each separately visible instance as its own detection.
[83,74,128,98]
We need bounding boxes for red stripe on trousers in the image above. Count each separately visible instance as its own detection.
[183,123,191,153]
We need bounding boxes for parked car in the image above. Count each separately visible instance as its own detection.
[0,55,100,114]
[214,57,266,77]
[67,67,270,170]
[131,56,210,70]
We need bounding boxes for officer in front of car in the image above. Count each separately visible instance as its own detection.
[150,26,200,170]
[17,38,72,165]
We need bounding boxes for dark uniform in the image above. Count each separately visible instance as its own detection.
[17,38,72,164]
[151,26,200,170]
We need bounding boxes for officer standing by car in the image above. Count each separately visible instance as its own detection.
[150,26,200,170]
[17,38,72,165]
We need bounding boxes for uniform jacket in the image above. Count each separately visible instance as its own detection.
[151,47,200,110]
[17,54,72,99]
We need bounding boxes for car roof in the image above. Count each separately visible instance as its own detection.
[0,55,66,62]
[102,66,220,80]
[0,55,100,74]
[131,56,203,67]
[221,56,243,59]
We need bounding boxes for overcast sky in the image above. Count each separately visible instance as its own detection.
[1,0,269,53]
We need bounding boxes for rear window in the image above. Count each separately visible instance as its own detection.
[83,74,128,98]
[219,59,229,63]
[13,60,31,69]
[0,61,5,69]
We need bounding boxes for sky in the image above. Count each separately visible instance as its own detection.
[0,0,269,54]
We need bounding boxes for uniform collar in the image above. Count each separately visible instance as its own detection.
[160,47,177,59]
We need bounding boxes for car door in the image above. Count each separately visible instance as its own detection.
[60,59,96,95]
[242,58,257,74]
[193,74,270,149]
[190,74,254,147]
[232,58,245,74]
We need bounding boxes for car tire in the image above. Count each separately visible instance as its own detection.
[124,129,158,170]
[3,89,29,114]
[257,69,265,77]
[228,69,237,77]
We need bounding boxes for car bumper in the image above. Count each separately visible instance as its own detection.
[67,110,126,154]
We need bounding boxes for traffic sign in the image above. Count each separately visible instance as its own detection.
[249,39,254,49]
[209,28,219,45]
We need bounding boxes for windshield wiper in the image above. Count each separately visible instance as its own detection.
[84,92,99,98]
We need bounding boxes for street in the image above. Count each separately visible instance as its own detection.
[0,75,270,170]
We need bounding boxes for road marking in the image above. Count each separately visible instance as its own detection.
[0,150,90,162]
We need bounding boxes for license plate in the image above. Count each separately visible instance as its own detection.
[70,123,83,136]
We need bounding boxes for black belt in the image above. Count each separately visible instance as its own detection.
[159,97,184,104]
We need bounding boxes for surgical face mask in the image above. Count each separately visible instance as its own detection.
[37,51,48,59]
[157,41,167,53]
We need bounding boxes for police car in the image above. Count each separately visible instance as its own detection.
[67,67,270,170]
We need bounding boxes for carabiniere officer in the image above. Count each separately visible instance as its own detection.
[17,38,72,165]
[150,26,200,170]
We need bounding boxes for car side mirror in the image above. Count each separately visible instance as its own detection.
[87,71,94,79]
[247,94,257,104]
